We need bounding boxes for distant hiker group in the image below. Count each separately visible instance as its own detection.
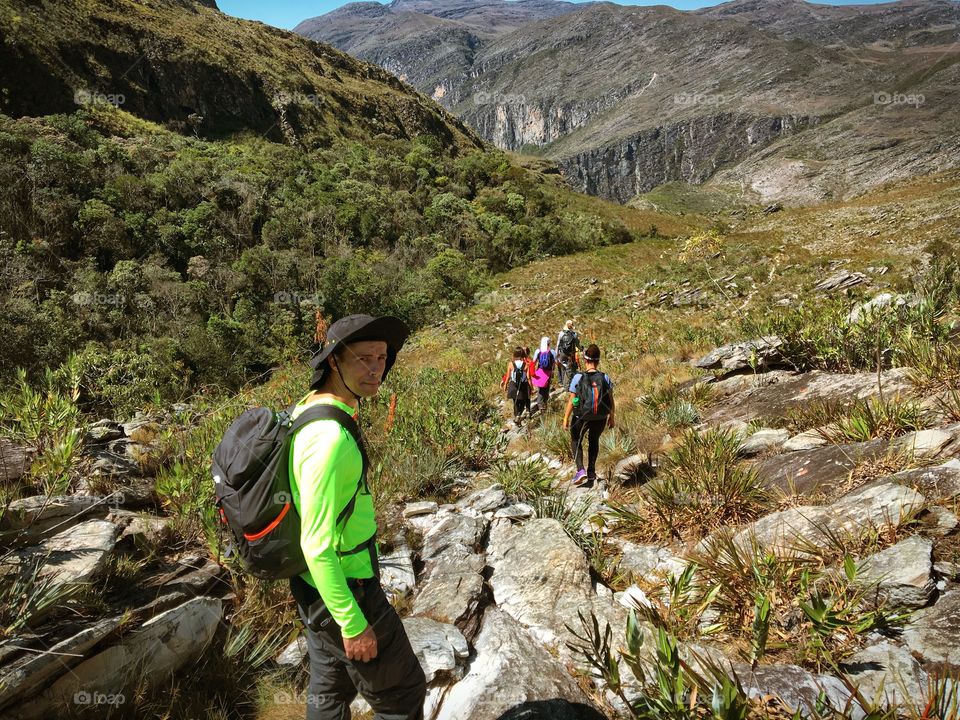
[501,320,615,487]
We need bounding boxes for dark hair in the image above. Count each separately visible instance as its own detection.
[512,346,525,359]
[523,346,530,357]
[584,344,601,361]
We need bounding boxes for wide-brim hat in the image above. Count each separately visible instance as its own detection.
[309,314,410,388]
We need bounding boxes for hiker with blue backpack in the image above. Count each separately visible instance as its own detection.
[562,343,615,487]
[531,336,558,414]
[213,314,426,720]
[500,346,532,425]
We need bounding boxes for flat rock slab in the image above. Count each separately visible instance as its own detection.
[403,501,438,518]
[782,429,829,452]
[456,485,508,513]
[422,512,487,560]
[731,663,856,717]
[0,616,123,711]
[10,597,222,718]
[882,459,960,501]
[0,495,117,539]
[434,608,605,720]
[901,589,960,666]
[896,428,957,460]
[732,482,925,556]
[740,428,790,456]
[412,546,486,632]
[753,438,888,496]
[612,540,686,582]
[704,369,913,427]
[7,519,119,589]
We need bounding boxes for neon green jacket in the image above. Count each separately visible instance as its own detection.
[289,396,377,638]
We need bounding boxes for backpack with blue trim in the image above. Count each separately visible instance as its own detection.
[574,371,612,420]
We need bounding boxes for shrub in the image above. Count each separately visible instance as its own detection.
[825,396,926,443]
[492,458,555,502]
[643,428,769,540]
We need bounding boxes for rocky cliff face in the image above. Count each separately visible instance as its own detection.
[557,113,821,203]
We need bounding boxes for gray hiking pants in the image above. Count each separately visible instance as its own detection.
[292,577,426,720]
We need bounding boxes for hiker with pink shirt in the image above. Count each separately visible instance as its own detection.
[530,336,557,414]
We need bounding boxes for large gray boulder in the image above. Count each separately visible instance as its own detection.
[901,589,960,666]
[857,535,936,610]
[840,641,928,706]
[413,511,489,634]
[694,337,783,373]
[434,608,605,720]
[412,545,486,632]
[487,518,627,657]
[422,512,487,560]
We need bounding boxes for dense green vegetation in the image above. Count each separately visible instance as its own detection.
[0,105,636,415]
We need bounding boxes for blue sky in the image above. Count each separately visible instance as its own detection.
[218,0,894,31]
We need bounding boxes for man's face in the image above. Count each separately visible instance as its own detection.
[332,340,389,397]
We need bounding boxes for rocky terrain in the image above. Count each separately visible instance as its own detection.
[4,321,960,717]
[297,0,960,205]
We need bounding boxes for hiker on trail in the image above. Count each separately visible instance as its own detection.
[563,343,615,487]
[500,346,532,425]
[531,336,557,414]
[288,314,426,720]
[556,319,581,391]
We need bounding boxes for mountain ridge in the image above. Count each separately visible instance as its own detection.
[296,0,960,205]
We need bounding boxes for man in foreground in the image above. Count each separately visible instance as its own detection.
[288,314,426,720]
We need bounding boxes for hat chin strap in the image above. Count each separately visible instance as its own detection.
[333,361,363,403]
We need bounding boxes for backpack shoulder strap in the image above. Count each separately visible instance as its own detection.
[288,403,369,527]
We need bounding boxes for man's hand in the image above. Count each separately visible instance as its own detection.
[343,625,378,662]
[607,416,615,430]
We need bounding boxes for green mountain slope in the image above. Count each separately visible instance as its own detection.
[0,0,481,149]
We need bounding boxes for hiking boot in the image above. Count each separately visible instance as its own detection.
[572,469,588,487]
